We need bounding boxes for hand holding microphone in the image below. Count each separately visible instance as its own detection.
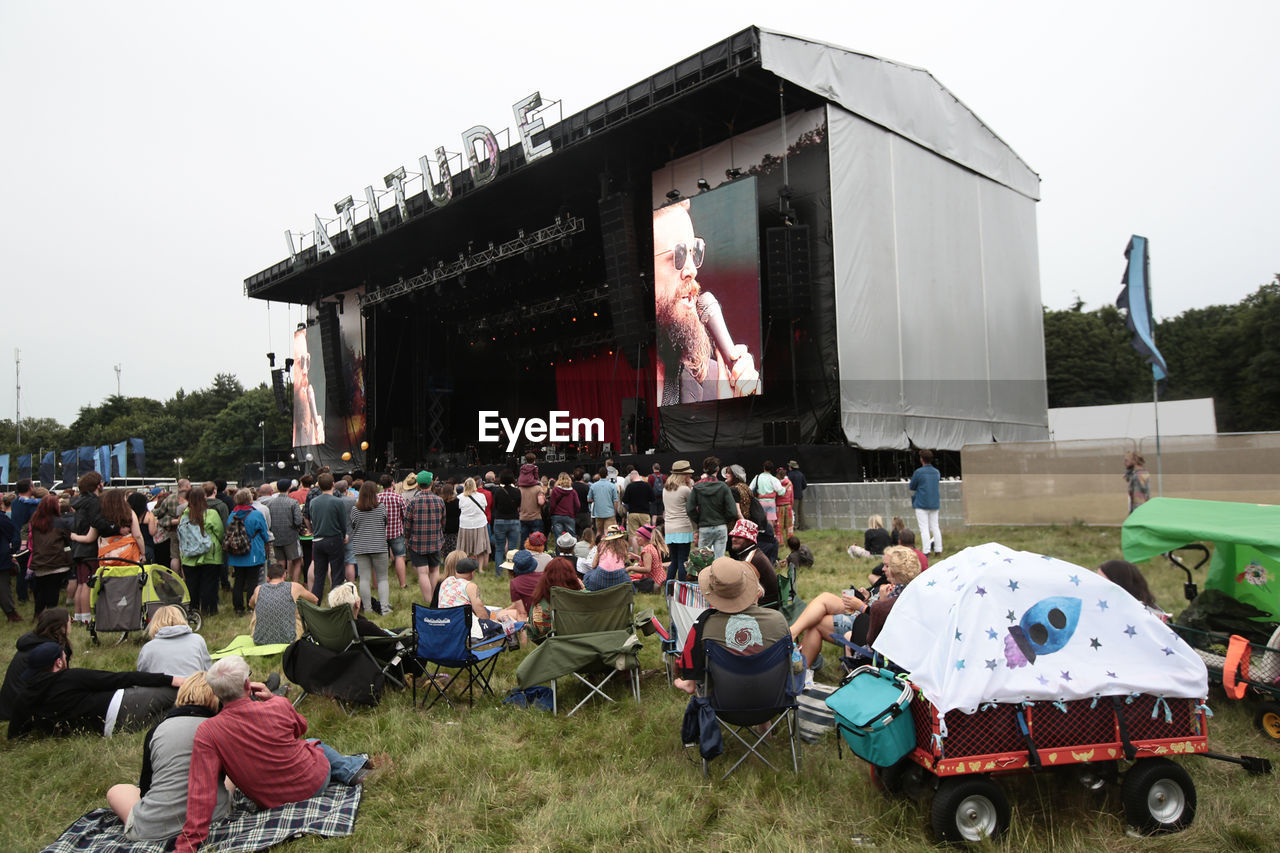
[696,291,759,397]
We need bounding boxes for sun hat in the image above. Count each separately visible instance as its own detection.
[698,557,762,613]
[511,550,537,576]
[669,460,694,476]
[602,525,626,541]
[416,471,434,488]
[730,518,758,543]
[556,532,577,553]
[635,524,655,542]
[401,473,418,490]
[721,464,747,483]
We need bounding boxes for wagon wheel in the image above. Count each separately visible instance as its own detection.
[1121,758,1196,834]
[187,610,203,633]
[1254,702,1280,741]
[930,776,1010,843]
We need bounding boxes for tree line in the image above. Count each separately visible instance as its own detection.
[0,373,293,483]
[1043,275,1279,432]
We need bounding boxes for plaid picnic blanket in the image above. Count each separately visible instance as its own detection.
[41,777,363,853]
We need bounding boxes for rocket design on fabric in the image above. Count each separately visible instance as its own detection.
[1004,596,1082,668]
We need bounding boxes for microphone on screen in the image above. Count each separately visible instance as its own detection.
[696,291,738,364]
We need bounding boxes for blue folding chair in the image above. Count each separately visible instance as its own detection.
[411,604,508,710]
[702,636,802,779]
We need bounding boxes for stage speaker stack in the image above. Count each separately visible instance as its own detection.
[766,225,811,318]
[316,302,349,415]
[599,192,649,369]
[271,368,289,415]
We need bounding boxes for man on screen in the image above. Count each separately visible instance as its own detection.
[653,200,758,404]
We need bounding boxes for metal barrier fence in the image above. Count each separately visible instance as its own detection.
[803,481,965,532]
[962,433,1280,526]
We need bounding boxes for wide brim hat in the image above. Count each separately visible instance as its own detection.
[730,518,758,543]
[555,532,577,553]
[669,459,694,476]
[698,557,761,613]
[402,474,418,489]
[602,525,626,541]
[510,550,537,576]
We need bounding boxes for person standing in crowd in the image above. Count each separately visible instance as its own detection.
[787,460,807,531]
[457,478,492,575]
[749,460,786,539]
[686,457,738,559]
[178,488,224,616]
[226,490,269,616]
[436,481,460,557]
[154,480,189,574]
[376,474,408,590]
[907,449,943,555]
[516,455,546,543]
[11,479,39,605]
[571,469,591,535]
[69,472,117,625]
[489,470,521,577]
[0,508,18,623]
[662,460,696,581]
[126,492,158,566]
[774,466,794,541]
[348,481,390,616]
[546,473,579,541]
[1124,451,1151,515]
[621,469,654,536]
[403,471,444,603]
[587,467,620,537]
[265,478,305,583]
[26,495,72,616]
[307,473,349,602]
[647,463,665,525]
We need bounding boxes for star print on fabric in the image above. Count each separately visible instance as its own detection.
[1097,599,1109,611]
[1162,647,1175,656]
[1124,625,1137,638]
[1036,674,1049,685]
[975,586,988,597]
[986,628,999,640]
[926,579,937,587]
[1007,579,1020,592]
[1106,671,1117,678]
[1090,637,1102,650]
[1069,575,1081,586]
[1060,671,1072,682]
[955,660,966,670]
[986,659,998,670]
[1006,610,1017,623]
[1003,558,1014,564]
[955,630,963,641]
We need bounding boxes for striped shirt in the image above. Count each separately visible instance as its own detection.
[348,504,389,556]
[377,489,407,540]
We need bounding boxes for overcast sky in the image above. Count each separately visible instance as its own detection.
[2,1,1276,426]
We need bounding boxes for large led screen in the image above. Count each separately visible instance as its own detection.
[653,176,761,406]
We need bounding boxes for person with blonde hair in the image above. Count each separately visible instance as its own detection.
[107,671,229,841]
[136,606,211,678]
[546,472,580,541]
[457,477,492,573]
[629,524,668,593]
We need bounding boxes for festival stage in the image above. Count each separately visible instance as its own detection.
[244,27,1048,478]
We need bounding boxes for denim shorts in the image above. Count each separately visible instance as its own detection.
[388,535,406,557]
[832,613,855,637]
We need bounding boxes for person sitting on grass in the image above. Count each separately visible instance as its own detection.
[787,546,922,676]
[524,531,553,571]
[525,557,584,644]
[785,535,814,571]
[0,607,74,722]
[847,515,892,559]
[508,550,541,614]
[137,606,211,678]
[8,642,183,739]
[629,524,667,593]
[249,560,318,646]
[672,556,790,695]
[583,526,632,591]
[726,519,780,609]
[436,558,525,624]
[888,516,907,546]
[174,655,374,853]
[107,671,230,842]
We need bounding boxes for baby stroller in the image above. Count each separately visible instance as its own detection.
[87,557,201,646]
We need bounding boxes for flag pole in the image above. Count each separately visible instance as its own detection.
[1152,375,1163,497]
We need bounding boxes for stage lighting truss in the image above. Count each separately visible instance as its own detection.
[359,214,586,308]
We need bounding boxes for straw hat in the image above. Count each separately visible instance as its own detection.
[602,525,626,541]
[698,557,762,613]
[669,460,694,476]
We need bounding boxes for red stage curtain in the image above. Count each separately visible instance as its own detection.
[554,350,658,450]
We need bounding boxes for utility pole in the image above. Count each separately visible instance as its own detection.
[114,363,122,397]
[14,348,20,445]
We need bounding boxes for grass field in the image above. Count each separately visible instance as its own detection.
[3,525,1278,852]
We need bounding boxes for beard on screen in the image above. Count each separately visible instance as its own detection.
[657,291,712,383]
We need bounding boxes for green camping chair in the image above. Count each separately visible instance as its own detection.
[288,600,406,713]
[547,584,642,716]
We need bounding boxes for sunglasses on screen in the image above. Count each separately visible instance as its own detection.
[655,237,706,271]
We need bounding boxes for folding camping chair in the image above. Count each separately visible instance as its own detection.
[701,636,801,780]
[288,600,406,714]
[663,580,710,684]
[410,604,509,710]
[548,584,642,716]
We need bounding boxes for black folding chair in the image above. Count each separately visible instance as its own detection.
[289,600,405,714]
[702,637,802,779]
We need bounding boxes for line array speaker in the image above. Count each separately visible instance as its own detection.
[766,225,811,317]
[599,192,649,368]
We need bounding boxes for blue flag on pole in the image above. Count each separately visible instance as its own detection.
[111,441,128,479]
[1116,235,1168,384]
[62,449,77,487]
[39,451,56,487]
[97,446,112,484]
[0,454,8,486]
[78,447,96,477]
[17,454,32,481]
[130,437,147,477]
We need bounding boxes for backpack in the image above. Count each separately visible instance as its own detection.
[224,513,251,556]
[176,515,213,559]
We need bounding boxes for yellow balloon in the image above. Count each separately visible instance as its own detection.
[360,441,369,451]
[341,451,352,461]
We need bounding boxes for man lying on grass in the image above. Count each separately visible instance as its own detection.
[174,655,373,853]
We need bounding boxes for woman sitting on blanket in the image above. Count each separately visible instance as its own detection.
[788,546,922,673]
[107,671,230,842]
[137,605,211,678]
